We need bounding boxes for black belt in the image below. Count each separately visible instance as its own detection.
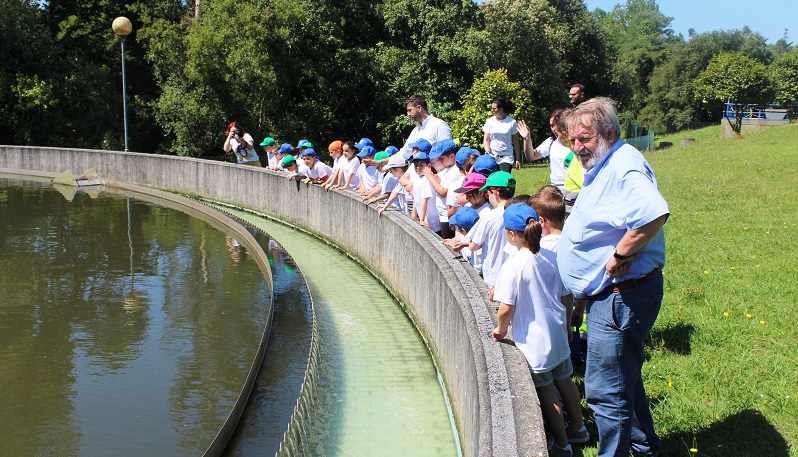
[590,268,661,299]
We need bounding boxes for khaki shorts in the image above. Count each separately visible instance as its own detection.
[530,357,574,387]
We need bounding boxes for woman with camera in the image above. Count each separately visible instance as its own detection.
[223,121,262,167]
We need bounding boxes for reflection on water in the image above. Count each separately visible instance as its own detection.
[0,178,271,455]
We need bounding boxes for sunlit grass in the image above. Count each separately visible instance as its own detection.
[515,123,798,456]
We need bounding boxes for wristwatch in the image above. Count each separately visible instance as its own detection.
[613,248,632,260]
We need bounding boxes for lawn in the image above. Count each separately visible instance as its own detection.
[514,123,798,457]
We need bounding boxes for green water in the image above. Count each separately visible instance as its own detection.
[0,178,271,456]
[220,207,460,456]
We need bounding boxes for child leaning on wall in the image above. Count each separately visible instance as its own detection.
[491,203,589,457]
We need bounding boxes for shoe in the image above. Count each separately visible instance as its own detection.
[566,425,590,444]
[548,438,573,457]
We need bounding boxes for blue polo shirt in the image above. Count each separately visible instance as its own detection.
[558,140,669,299]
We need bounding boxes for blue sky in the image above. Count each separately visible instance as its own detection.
[584,0,796,44]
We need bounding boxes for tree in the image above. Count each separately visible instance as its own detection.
[770,48,798,106]
[694,52,772,135]
[450,69,532,149]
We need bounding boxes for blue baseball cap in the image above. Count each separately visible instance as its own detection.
[385,145,399,156]
[503,203,538,232]
[429,139,458,160]
[473,154,498,176]
[408,138,432,154]
[356,145,376,158]
[354,138,374,150]
[277,143,293,154]
[449,207,480,231]
[455,147,476,168]
[300,148,317,157]
[411,151,431,162]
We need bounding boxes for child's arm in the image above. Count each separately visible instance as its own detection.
[492,303,515,341]
[367,192,390,206]
[377,187,401,216]
[361,184,382,204]
[423,167,447,198]
[418,197,430,228]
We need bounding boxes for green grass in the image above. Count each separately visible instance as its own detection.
[515,123,798,456]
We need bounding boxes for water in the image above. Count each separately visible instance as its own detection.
[0,177,271,456]
[219,207,459,457]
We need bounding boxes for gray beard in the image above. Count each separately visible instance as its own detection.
[583,135,612,170]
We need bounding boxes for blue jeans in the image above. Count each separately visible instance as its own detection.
[585,274,663,457]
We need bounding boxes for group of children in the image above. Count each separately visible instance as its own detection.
[249,133,588,456]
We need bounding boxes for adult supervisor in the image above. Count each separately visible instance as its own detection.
[558,97,669,457]
[397,94,452,160]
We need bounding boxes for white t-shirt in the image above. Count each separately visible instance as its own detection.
[467,206,507,287]
[380,173,406,211]
[493,248,569,372]
[446,175,465,210]
[483,116,518,157]
[299,160,333,179]
[339,156,361,189]
[536,138,570,191]
[540,233,562,253]
[463,201,493,275]
[231,133,260,164]
[399,114,453,160]
[356,164,380,193]
[434,165,462,223]
[415,177,442,233]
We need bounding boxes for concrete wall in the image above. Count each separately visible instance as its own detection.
[720,118,792,138]
[0,145,546,457]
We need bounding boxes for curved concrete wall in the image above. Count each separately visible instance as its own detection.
[1,145,546,457]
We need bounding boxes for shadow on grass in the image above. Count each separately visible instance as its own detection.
[647,323,695,355]
[661,409,789,456]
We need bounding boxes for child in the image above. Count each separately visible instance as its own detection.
[444,206,480,269]
[297,149,333,184]
[281,154,299,176]
[491,203,588,457]
[529,186,586,367]
[270,143,293,170]
[322,140,345,190]
[473,154,498,177]
[333,141,361,191]
[355,146,381,195]
[409,150,441,235]
[260,137,277,166]
[445,172,491,275]
[467,171,515,299]
[361,151,391,204]
[426,139,463,239]
[370,154,409,212]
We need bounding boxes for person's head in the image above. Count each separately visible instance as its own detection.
[473,154,498,177]
[260,137,276,152]
[528,186,566,233]
[301,148,318,167]
[429,139,458,171]
[354,138,373,151]
[491,98,516,120]
[455,172,488,205]
[226,121,245,137]
[356,145,377,160]
[462,149,480,174]
[296,139,312,151]
[569,84,586,106]
[277,143,294,156]
[479,171,516,205]
[449,206,480,235]
[549,108,566,139]
[505,194,531,207]
[281,154,298,171]
[328,140,344,159]
[374,151,390,171]
[455,147,478,172]
[385,145,399,156]
[411,153,431,176]
[503,203,542,253]
[566,97,621,170]
[342,141,357,159]
[408,138,432,156]
[384,154,409,177]
[404,94,429,123]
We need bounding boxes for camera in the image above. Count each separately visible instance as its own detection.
[231,128,242,137]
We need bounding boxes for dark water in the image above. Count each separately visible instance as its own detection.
[0,178,271,456]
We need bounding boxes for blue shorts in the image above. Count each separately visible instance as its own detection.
[530,357,574,387]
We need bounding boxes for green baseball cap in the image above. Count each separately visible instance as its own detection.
[374,151,390,161]
[478,171,516,191]
[260,137,276,147]
[281,155,297,167]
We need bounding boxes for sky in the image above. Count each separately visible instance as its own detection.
[584,0,796,44]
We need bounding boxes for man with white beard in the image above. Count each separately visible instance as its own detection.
[558,97,669,457]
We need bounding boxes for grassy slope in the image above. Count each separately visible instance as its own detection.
[514,123,798,456]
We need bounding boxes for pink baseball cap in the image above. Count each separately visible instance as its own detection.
[454,172,487,193]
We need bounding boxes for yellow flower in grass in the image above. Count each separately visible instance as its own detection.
[703,270,709,275]
[668,380,673,388]
[746,313,753,319]
[743,227,749,231]
[690,448,698,454]
[723,312,729,317]
[760,320,766,325]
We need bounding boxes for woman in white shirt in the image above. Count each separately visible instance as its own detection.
[222,121,261,167]
[518,109,571,192]
[483,99,521,173]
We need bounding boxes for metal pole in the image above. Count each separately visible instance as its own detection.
[121,37,129,152]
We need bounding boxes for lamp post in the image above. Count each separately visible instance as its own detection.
[112,16,133,152]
